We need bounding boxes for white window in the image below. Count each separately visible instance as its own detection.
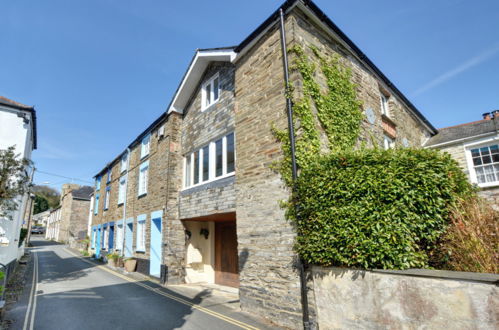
[121,153,128,173]
[384,135,395,150]
[469,144,499,186]
[136,217,146,252]
[116,224,124,251]
[201,73,220,111]
[118,175,127,205]
[184,132,235,189]
[94,194,100,215]
[141,134,151,159]
[380,94,389,117]
[107,169,112,183]
[104,187,110,210]
[92,229,97,249]
[138,161,149,196]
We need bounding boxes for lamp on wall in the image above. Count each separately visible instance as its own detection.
[200,228,209,239]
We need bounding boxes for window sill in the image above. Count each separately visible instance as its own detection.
[477,182,499,188]
[135,249,145,253]
[182,172,235,191]
[201,100,219,113]
[137,192,147,199]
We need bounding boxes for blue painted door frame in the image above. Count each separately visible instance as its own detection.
[149,210,163,277]
[125,218,134,258]
[96,224,102,258]
[108,222,115,250]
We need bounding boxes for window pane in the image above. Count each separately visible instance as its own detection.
[216,139,223,177]
[490,145,499,154]
[473,157,482,166]
[205,84,211,107]
[480,147,490,156]
[471,148,480,158]
[484,165,495,182]
[214,77,219,100]
[194,151,199,184]
[203,146,209,181]
[493,154,499,162]
[226,133,235,173]
[185,155,191,187]
[483,155,492,164]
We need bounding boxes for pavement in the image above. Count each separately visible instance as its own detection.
[5,237,278,330]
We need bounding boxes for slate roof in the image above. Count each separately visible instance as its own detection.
[71,186,93,201]
[426,119,499,147]
[0,96,38,149]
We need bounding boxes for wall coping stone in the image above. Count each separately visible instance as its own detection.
[312,266,499,285]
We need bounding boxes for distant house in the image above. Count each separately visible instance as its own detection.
[46,184,93,248]
[426,111,499,205]
[33,209,52,227]
[0,96,37,276]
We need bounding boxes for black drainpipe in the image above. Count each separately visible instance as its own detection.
[279,8,311,330]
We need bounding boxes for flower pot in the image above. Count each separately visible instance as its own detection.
[124,259,137,272]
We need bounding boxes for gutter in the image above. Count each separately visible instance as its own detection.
[425,131,498,149]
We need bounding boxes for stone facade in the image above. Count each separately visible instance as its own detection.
[311,267,499,329]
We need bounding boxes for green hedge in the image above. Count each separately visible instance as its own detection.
[290,148,474,269]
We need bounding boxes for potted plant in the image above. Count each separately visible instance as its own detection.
[124,258,137,272]
[107,252,121,267]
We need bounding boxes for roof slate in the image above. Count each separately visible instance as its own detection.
[71,186,93,200]
[426,119,499,147]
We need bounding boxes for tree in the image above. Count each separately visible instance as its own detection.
[34,195,50,214]
[0,146,32,219]
[32,185,60,209]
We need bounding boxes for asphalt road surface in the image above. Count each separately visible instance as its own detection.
[7,237,273,330]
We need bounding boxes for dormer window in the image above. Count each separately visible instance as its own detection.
[202,73,220,111]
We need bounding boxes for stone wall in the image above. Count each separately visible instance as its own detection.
[68,198,90,249]
[312,267,499,330]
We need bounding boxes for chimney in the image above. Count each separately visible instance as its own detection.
[492,110,499,119]
[61,183,80,201]
[483,112,492,120]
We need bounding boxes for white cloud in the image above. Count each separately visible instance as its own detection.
[412,44,499,97]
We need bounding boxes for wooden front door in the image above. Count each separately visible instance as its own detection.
[215,221,239,287]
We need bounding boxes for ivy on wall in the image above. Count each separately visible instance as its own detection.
[274,45,475,270]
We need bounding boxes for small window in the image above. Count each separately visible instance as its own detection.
[380,94,390,117]
[138,161,149,196]
[141,134,151,159]
[106,169,112,183]
[384,135,395,150]
[96,177,101,191]
[136,216,146,252]
[185,156,192,187]
[226,133,235,173]
[194,150,200,185]
[104,187,110,210]
[92,229,97,249]
[202,73,220,111]
[103,227,108,250]
[470,144,499,185]
[118,175,127,205]
[121,153,128,173]
[116,224,123,251]
[94,194,100,215]
[202,145,210,181]
[215,138,223,177]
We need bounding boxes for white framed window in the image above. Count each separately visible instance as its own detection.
[183,132,235,189]
[468,144,499,186]
[380,94,390,117]
[121,153,128,173]
[92,229,97,249]
[116,224,124,251]
[138,161,149,196]
[141,133,151,159]
[136,216,146,252]
[106,169,112,183]
[104,187,110,210]
[384,135,395,150]
[118,175,127,205]
[96,176,101,191]
[201,73,220,111]
[94,194,100,215]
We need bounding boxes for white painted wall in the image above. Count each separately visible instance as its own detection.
[0,105,35,266]
[184,221,215,284]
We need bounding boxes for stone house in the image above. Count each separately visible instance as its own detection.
[89,0,437,327]
[33,209,52,227]
[46,184,93,248]
[426,111,499,206]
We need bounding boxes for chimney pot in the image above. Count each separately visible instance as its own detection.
[492,110,499,119]
[483,112,492,120]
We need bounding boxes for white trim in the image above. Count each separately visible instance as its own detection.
[425,132,497,149]
[168,50,237,114]
[201,73,220,111]
[181,172,235,192]
[463,136,499,187]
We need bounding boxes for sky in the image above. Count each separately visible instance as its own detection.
[1,0,498,189]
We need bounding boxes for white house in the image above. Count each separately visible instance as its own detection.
[0,96,37,272]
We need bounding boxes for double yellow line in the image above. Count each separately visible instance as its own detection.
[63,249,259,330]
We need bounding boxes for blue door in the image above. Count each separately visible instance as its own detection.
[108,223,114,250]
[125,218,134,258]
[96,225,102,258]
[149,210,163,277]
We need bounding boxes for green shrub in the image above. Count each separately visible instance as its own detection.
[19,228,28,247]
[290,148,474,270]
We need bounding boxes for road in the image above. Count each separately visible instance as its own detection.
[7,237,272,330]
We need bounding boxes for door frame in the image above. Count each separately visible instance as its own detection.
[125,218,134,258]
[149,210,163,277]
[214,220,239,288]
